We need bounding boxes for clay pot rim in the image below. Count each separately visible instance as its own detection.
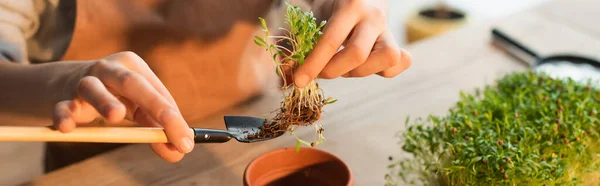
[419,8,465,19]
[243,147,353,186]
[411,5,468,24]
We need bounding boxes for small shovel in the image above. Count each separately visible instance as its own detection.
[0,116,282,143]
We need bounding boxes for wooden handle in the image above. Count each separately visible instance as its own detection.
[0,126,175,143]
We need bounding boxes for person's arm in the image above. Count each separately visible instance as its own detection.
[0,0,68,117]
[0,52,195,163]
[292,0,411,87]
[0,1,194,162]
[0,59,88,117]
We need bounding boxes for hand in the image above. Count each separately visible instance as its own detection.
[294,0,412,88]
[52,52,194,162]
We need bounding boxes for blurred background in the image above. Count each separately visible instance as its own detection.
[0,0,553,185]
[388,0,550,45]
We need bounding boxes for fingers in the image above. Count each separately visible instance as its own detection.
[134,109,185,162]
[343,49,395,77]
[375,31,412,78]
[53,101,76,133]
[90,55,194,154]
[328,22,410,78]
[52,100,97,132]
[319,19,381,79]
[344,29,409,77]
[292,2,409,84]
[52,51,192,162]
[378,48,411,77]
[103,52,179,109]
[293,2,361,87]
[76,76,126,123]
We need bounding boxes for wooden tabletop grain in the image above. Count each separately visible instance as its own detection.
[25,0,600,185]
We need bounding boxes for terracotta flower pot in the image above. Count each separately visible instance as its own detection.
[244,147,353,186]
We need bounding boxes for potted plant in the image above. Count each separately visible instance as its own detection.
[405,1,468,44]
[385,71,600,185]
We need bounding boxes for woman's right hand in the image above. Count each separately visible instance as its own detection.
[53,51,194,163]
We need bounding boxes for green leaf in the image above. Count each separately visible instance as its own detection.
[296,140,301,152]
[291,54,302,60]
[253,39,264,47]
[259,17,267,30]
[471,156,482,163]
[254,36,266,45]
[326,99,338,104]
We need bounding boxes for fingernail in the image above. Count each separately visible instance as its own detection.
[179,137,194,153]
[295,74,309,87]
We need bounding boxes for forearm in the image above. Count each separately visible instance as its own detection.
[0,60,89,118]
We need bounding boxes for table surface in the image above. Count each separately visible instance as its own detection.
[25,0,600,185]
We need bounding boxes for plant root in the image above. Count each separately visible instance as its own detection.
[248,81,326,140]
[250,3,336,147]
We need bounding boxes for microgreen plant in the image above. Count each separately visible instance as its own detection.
[386,71,600,186]
[251,2,337,149]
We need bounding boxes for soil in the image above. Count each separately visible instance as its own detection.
[247,105,322,140]
[419,5,465,20]
[247,120,286,140]
[248,94,324,140]
[253,160,349,186]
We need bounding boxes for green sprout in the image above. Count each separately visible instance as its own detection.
[251,2,336,150]
[386,70,600,186]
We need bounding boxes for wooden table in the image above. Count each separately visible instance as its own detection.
[25,0,600,185]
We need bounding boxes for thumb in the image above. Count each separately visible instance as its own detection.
[134,109,186,162]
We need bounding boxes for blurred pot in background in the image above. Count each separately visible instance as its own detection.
[405,3,468,44]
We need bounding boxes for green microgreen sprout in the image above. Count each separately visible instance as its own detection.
[250,2,336,150]
[385,70,600,186]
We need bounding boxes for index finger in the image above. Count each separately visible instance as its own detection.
[90,60,194,154]
[104,52,179,109]
[293,6,360,88]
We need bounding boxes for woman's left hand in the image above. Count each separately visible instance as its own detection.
[293,0,412,88]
